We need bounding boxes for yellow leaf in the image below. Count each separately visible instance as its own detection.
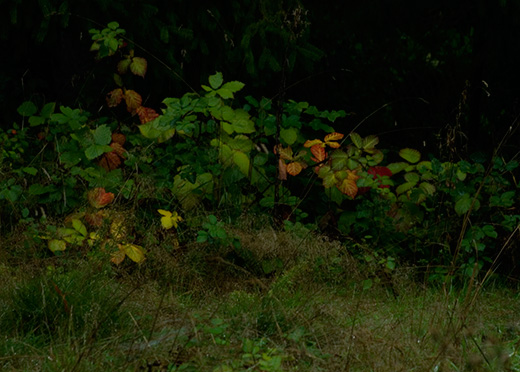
[324,132,344,142]
[158,209,183,229]
[303,139,324,148]
[118,243,146,263]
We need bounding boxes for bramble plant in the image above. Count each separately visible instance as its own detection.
[0,21,518,282]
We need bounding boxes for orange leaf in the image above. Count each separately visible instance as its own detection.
[130,57,147,78]
[124,90,142,113]
[111,250,126,265]
[106,88,123,107]
[111,133,126,146]
[278,158,287,180]
[87,188,115,209]
[310,144,327,163]
[287,162,303,176]
[136,106,159,124]
[337,170,360,198]
[304,139,324,148]
[324,132,344,142]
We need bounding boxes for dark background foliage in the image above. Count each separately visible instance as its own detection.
[1,0,519,157]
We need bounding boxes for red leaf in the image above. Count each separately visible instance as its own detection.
[88,188,115,209]
[367,166,392,188]
[136,106,159,124]
[106,88,123,107]
[124,90,142,113]
[84,211,106,227]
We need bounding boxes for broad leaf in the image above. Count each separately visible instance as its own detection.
[136,106,159,124]
[311,144,327,163]
[209,72,224,89]
[287,162,304,176]
[119,243,146,263]
[338,170,359,198]
[362,135,379,150]
[304,139,324,148]
[280,127,298,145]
[124,90,142,112]
[350,132,363,148]
[88,188,115,208]
[399,148,421,163]
[49,239,67,252]
[93,124,112,145]
[221,81,245,93]
[130,56,147,77]
[233,151,250,176]
[106,88,123,107]
[17,101,38,116]
[117,59,131,74]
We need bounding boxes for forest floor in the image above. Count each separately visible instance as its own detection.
[1,224,519,372]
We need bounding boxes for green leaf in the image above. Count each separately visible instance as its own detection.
[85,144,113,160]
[72,219,88,237]
[209,72,224,89]
[455,194,472,215]
[93,124,112,145]
[399,148,421,163]
[29,116,45,126]
[404,172,420,184]
[221,81,245,93]
[40,102,56,118]
[350,132,363,148]
[280,128,298,145]
[22,167,38,176]
[107,21,120,30]
[362,135,379,150]
[17,101,38,116]
[387,162,408,175]
[396,182,415,195]
[419,182,436,195]
[232,151,250,176]
[216,88,233,99]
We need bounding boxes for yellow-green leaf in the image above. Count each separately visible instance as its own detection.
[49,239,67,252]
[399,148,421,163]
[119,243,146,263]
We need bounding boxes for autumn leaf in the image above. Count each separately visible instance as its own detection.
[274,144,294,160]
[84,210,106,227]
[88,188,115,209]
[124,89,142,112]
[99,151,121,171]
[130,57,147,77]
[136,106,159,124]
[337,170,360,198]
[287,162,303,176]
[110,250,126,265]
[48,239,67,252]
[111,133,126,146]
[106,88,123,107]
[158,209,183,229]
[117,58,131,74]
[304,139,323,148]
[310,144,327,163]
[323,132,344,148]
[119,243,146,263]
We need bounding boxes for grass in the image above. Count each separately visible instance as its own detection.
[1,218,519,372]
